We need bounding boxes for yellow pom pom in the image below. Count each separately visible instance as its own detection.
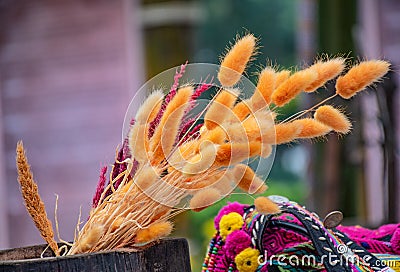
[218,34,257,87]
[219,212,244,240]
[135,221,173,244]
[254,196,280,214]
[336,60,390,99]
[235,248,260,272]
[314,105,352,134]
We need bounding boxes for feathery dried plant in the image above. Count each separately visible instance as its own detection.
[15,33,390,255]
[16,141,59,256]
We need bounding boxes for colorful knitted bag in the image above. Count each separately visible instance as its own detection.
[203,197,400,272]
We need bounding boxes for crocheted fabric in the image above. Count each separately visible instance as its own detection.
[203,201,400,272]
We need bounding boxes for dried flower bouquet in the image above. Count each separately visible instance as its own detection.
[15,33,390,256]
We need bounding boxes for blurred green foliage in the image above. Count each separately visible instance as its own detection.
[193,0,296,72]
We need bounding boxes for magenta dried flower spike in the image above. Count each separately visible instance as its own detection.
[92,166,107,208]
[148,61,188,138]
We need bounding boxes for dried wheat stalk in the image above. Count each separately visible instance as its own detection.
[16,141,59,256]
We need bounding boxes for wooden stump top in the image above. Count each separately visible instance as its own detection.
[0,238,191,272]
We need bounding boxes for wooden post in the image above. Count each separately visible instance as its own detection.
[0,238,191,272]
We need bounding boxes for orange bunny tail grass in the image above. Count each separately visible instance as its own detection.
[16,141,59,256]
[218,34,257,87]
[213,142,262,167]
[254,196,280,215]
[314,105,352,134]
[271,69,317,107]
[274,70,291,88]
[232,100,252,121]
[264,121,303,144]
[260,144,272,158]
[252,67,276,110]
[190,188,221,212]
[305,58,345,92]
[205,88,240,130]
[135,221,173,244]
[233,164,268,194]
[134,165,159,191]
[135,90,164,124]
[212,174,235,196]
[336,60,390,99]
[129,124,149,163]
[150,86,193,165]
[200,126,227,145]
[182,143,217,176]
[292,118,332,139]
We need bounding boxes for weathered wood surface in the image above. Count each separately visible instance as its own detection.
[0,238,191,272]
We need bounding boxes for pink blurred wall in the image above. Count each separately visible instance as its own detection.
[0,0,144,248]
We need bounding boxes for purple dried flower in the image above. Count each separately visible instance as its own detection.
[192,81,212,100]
[148,61,188,137]
[92,166,108,208]
[178,118,195,141]
[181,123,203,143]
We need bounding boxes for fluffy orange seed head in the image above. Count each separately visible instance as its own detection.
[134,166,159,191]
[190,188,221,212]
[242,112,274,143]
[214,143,247,166]
[252,67,276,109]
[233,164,267,194]
[224,122,248,143]
[314,105,352,134]
[129,124,149,163]
[213,142,261,167]
[254,196,280,214]
[292,118,331,139]
[232,100,252,121]
[260,144,272,158]
[274,70,291,89]
[168,140,200,171]
[271,69,318,107]
[304,58,345,92]
[200,125,227,145]
[150,86,193,165]
[135,221,173,244]
[204,89,240,130]
[336,60,390,99]
[263,121,303,144]
[182,143,217,176]
[218,34,257,87]
[212,173,234,196]
[135,90,164,124]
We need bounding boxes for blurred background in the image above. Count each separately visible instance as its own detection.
[0,0,399,270]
